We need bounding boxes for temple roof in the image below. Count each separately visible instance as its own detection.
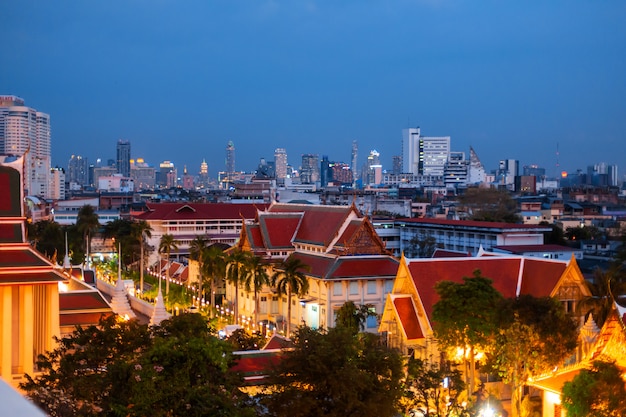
[135,202,268,221]
[289,252,399,280]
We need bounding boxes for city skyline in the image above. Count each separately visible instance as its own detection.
[2,2,625,177]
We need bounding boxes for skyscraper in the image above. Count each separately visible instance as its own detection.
[68,155,89,188]
[274,148,288,179]
[402,127,450,176]
[300,154,319,184]
[116,139,131,177]
[351,140,358,183]
[0,95,51,197]
[226,141,235,173]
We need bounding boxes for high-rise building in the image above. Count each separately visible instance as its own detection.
[498,159,519,189]
[320,156,331,187]
[523,164,546,179]
[274,148,288,179]
[116,139,131,177]
[402,127,450,176]
[364,150,382,185]
[68,155,89,188]
[197,159,209,188]
[392,155,402,175]
[49,167,66,200]
[444,152,469,190]
[0,95,51,197]
[351,140,358,184]
[158,160,176,188]
[300,154,320,184]
[131,158,156,190]
[226,141,235,173]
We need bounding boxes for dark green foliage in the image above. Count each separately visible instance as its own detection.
[403,358,468,417]
[20,314,255,417]
[28,219,65,261]
[335,300,377,334]
[561,360,626,417]
[260,326,404,417]
[227,328,266,351]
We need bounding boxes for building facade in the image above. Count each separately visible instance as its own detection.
[0,95,51,197]
[116,139,131,177]
[402,127,451,176]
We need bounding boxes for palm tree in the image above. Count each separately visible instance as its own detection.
[158,234,178,296]
[76,204,99,268]
[132,220,152,297]
[271,257,310,338]
[189,236,208,308]
[244,255,270,330]
[578,267,626,327]
[225,249,252,325]
[203,245,227,317]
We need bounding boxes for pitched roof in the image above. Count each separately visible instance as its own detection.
[406,256,567,320]
[0,223,23,243]
[398,217,552,231]
[493,244,579,253]
[258,213,301,249]
[392,295,423,341]
[0,245,54,268]
[289,252,398,280]
[59,291,112,311]
[268,203,357,246]
[135,202,268,221]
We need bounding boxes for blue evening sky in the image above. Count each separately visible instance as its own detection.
[2,1,625,178]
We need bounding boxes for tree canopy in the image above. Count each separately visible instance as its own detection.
[561,360,626,417]
[459,187,521,223]
[20,314,255,417]
[260,326,404,417]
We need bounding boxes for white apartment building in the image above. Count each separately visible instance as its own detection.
[0,96,51,197]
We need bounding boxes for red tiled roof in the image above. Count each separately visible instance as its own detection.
[408,258,524,319]
[0,246,50,268]
[334,220,361,247]
[259,214,301,249]
[329,257,399,279]
[59,292,111,311]
[269,203,355,246]
[245,224,265,249]
[519,258,566,297]
[134,203,268,221]
[399,217,551,231]
[263,333,294,350]
[432,249,472,258]
[393,296,423,340]
[290,253,335,278]
[0,270,67,284]
[60,312,113,327]
[231,350,284,384]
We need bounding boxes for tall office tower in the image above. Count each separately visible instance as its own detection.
[300,154,320,184]
[468,146,486,184]
[320,155,331,187]
[351,140,358,182]
[198,159,209,187]
[392,155,402,175]
[225,141,235,173]
[364,150,382,185]
[402,127,450,176]
[608,164,619,186]
[68,155,89,188]
[274,148,288,179]
[444,152,469,189]
[330,162,353,185]
[116,139,131,177]
[182,166,194,190]
[0,95,51,197]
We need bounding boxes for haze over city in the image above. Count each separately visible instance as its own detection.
[2,1,625,177]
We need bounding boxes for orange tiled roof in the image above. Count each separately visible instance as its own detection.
[289,252,398,280]
[59,291,111,311]
[258,213,301,249]
[519,258,567,297]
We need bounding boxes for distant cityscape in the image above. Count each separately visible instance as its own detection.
[1,94,623,201]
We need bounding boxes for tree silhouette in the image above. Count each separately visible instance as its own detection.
[203,245,227,317]
[190,236,208,307]
[225,249,252,325]
[244,255,270,330]
[132,220,152,296]
[271,257,310,338]
[76,204,100,267]
[158,234,178,296]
